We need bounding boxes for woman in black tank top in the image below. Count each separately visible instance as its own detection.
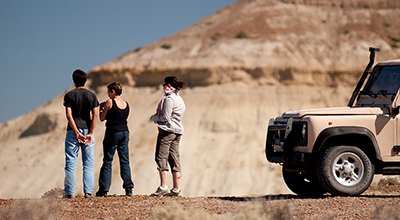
[96,82,134,197]
[105,99,129,133]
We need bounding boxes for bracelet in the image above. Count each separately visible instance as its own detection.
[76,131,80,135]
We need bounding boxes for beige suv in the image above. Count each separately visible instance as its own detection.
[266,47,400,196]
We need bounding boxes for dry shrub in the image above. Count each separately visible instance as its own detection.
[372,205,400,220]
[0,199,60,220]
[377,177,400,186]
[150,202,219,220]
[211,33,222,41]
[230,203,292,220]
[150,202,292,220]
[235,31,248,39]
[41,187,64,199]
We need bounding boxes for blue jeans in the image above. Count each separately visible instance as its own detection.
[64,129,95,195]
[98,131,134,192]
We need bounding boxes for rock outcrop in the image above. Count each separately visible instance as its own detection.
[20,113,58,138]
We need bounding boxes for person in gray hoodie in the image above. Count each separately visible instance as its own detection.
[150,76,186,197]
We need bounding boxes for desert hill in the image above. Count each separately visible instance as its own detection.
[1,0,400,199]
[90,0,400,88]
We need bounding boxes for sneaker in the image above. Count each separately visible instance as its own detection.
[125,187,133,196]
[167,189,182,197]
[96,191,108,197]
[84,193,93,198]
[150,186,170,197]
[63,194,74,199]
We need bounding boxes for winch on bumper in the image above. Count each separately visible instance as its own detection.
[265,117,309,163]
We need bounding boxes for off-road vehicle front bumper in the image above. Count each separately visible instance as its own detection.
[265,118,310,164]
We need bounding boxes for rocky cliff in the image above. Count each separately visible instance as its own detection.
[0,0,399,198]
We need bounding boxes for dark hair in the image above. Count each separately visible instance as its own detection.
[72,69,87,87]
[164,76,186,90]
[107,82,122,95]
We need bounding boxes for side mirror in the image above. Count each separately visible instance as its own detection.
[391,90,400,115]
[393,106,400,116]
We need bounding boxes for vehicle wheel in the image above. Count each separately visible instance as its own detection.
[317,145,374,196]
[282,164,326,197]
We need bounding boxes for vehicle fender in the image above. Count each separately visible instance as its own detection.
[312,126,382,161]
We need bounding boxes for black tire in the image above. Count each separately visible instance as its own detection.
[282,164,326,197]
[317,145,374,196]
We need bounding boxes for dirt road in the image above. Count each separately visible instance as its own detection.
[1,185,400,219]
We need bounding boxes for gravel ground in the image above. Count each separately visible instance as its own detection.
[1,186,400,219]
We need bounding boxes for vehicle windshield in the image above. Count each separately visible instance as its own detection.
[364,65,400,95]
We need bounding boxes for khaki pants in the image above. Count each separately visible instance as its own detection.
[155,129,182,172]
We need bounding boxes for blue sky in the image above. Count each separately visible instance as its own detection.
[0,1,236,123]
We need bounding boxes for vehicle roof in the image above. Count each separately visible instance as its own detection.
[376,59,400,66]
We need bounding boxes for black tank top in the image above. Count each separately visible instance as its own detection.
[105,99,129,133]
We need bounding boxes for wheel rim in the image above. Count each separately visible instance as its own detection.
[332,152,364,186]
